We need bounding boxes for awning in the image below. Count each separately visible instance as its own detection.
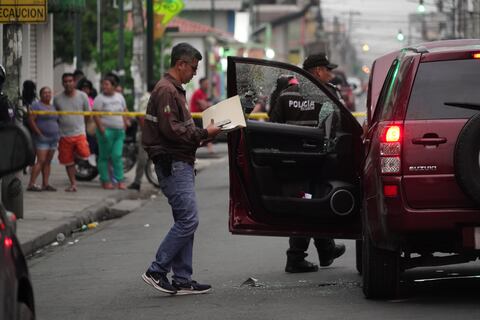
[49,0,86,13]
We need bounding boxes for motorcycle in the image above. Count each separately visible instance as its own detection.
[144,158,160,188]
[75,119,138,181]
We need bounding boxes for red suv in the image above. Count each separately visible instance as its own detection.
[226,39,480,299]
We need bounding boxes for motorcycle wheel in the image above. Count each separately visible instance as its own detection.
[75,162,99,181]
[145,159,160,188]
[122,142,137,173]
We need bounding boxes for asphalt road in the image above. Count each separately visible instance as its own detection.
[29,154,480,320]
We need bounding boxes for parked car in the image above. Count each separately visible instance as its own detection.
[0,123,36,319]
[225,39,480,300]
[331,69,356,112]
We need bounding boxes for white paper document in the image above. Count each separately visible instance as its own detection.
[202,95,247,132]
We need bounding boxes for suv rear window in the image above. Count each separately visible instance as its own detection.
[406,59,480,120]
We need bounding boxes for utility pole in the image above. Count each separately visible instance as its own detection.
[210,0,215,28]
[146,0,154,88]
[346,10,361,38]
[451,0,456,38]
[97,1,103,76]
[118,0,125,86]
[74,12,82,70]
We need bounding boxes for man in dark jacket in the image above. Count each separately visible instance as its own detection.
[271,53,346,273]
[141,43,221,295]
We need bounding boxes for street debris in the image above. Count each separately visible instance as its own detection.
[144,224,150,228]
[73,221,99,233]
[56,233,65,243]
[241,277,264,287]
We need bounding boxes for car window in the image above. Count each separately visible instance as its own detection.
[234,62,340,125]
[378,57,414,121]
[371,59,398,124]
[406,59,480,120]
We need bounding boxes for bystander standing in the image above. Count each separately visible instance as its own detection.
[53,73,91,192]
[93,74,128,190]
[27,87,59,192]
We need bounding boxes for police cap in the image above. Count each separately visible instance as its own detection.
[303,53,338,70]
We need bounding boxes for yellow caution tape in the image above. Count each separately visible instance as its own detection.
[31,110,366,119]
[31,110,145,117]
[352,112,367,118]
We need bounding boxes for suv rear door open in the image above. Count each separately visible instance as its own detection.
[227,57,363,239]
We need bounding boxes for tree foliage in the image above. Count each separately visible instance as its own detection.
[53,0,118,65]
[53,0,173,108]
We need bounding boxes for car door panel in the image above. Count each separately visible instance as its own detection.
[227,57,363,239]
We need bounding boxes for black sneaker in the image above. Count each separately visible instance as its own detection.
[172,280,212,295]
[319,243,346,267]
[142,271,177,294]
[285,259,319,273]
[128,182,141,191]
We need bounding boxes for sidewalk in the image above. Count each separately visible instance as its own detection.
[16,142,228,257]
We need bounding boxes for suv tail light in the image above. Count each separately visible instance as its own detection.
[380,125,402,174]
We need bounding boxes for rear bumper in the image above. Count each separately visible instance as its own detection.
[369,176,480,250]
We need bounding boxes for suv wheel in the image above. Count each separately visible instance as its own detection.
[454,113,480,205]
[362,231,400,299]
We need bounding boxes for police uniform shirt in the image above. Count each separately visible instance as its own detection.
[269,85,321,127]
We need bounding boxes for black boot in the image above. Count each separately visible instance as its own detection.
[285,259,319,273]
[319,243,346,267]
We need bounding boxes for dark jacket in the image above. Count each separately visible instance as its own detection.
[269,85,321,126]
[142,73,208,165]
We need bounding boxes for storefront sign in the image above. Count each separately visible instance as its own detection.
[154,0,184,25]
[0,0,48,24]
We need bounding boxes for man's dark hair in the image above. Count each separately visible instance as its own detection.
[199,77,208,86]
[73,69,84,77]
[62,72,75,82]
[170,43,202,67]
[22,80,37,106]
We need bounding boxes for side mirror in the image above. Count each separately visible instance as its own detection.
[0,123,35,178]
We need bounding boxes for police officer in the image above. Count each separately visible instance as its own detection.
[269,76,320,126]
[270,53,346,273]
[0,64,28,219]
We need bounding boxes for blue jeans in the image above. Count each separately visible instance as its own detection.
[149,160,198,283]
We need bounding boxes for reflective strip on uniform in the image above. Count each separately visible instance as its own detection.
[145,114,158,123]
[281,91,302,97]
[184,119,194,126]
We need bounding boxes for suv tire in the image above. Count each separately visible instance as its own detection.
[362,231,400,299]
[454,113,480,205]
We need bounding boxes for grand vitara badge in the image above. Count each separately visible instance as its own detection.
[408,165,438,172]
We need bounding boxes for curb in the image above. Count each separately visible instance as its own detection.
[20,188,158,257]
